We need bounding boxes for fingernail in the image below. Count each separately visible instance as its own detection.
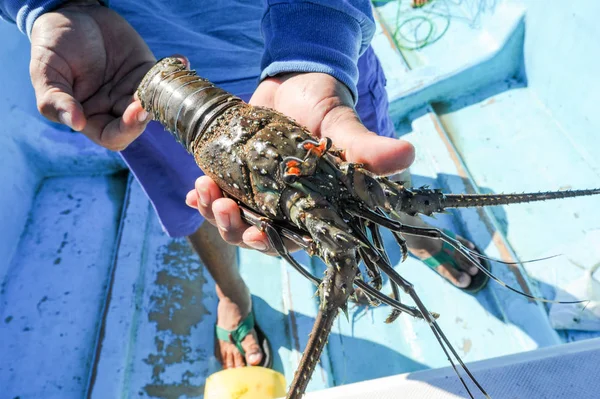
[247,241,268,252]
[58,111,72,128]
[138,110,149,123]
[215,212,230,232]
[197,187,210,207]
[470,266,479,275]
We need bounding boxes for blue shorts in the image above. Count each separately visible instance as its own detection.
[120,47,395,237]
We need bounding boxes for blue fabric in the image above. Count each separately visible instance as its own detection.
[0,0,66,38]
[261,1,375,101]
[0,0,375,99]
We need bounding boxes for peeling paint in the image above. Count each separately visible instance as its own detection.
[143,383,205,399]
[143,238,211,398]
[147,240,209,335]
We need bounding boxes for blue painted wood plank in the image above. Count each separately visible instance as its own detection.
[0,174,127,399]
[435,87,600,262]
[89,177,152,399]
[432,85,600,342]
[374,1,527,119]
[523,1,600,177]
[117,211,218,398]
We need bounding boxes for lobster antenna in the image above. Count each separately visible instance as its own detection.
[438,232,589,305]
[442,188,600,209]
[462,247,562,265]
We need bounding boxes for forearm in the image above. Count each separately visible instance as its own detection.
[260,0,376,103]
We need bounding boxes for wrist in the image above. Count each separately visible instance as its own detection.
[24,0,104,39]
[267,72,354,107]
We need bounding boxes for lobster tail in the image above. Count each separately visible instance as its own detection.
[137,57,242,152]
[442,188,600,209]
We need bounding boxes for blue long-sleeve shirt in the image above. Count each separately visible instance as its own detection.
[0,0,375,101]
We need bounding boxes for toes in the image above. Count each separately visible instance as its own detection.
[222,346,235,370]
[459,255,481,276]
[242,331,263,366]
[232,346,245,368]
[216,334,263,369]
[454,251,480,276]
[456,234,476,250]
[436,265,472,288]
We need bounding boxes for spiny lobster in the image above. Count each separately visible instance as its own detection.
[137,58,600,398]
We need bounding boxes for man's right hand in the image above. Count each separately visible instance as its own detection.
[30,0,156,151]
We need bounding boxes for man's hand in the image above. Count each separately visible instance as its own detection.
[185,72,415,253]
[30,0,156,151]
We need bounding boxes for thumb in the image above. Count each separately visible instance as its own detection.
[320,106,415,176]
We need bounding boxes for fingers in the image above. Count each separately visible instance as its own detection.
[186,177,302,254]
[30,50,152,150]
[212,198,252,246]
[320,106,415,176]
[37,86,150,151]
[29,45,87,131]
[187,176,224,222]
[187,177,271,251]
[82,100,151,151]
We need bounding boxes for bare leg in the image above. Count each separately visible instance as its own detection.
[187,222,263,368]
[391,170,481,288]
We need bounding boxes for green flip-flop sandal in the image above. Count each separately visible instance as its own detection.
[421,229,491,294]
[215,311,273,369]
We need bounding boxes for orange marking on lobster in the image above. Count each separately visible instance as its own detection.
[303,138,329,157]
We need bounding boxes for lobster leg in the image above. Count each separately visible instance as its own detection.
[357,239,491,399]
[261,221,320,286]
[355,220,383,292]
[364,221,403,323]
[241,203,427,319]
[260,215,426,319]
[261,216,424,320]
[239,205,421,317]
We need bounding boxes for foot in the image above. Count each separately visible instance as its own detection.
[409,233,481,289]
[215,296,264,368]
